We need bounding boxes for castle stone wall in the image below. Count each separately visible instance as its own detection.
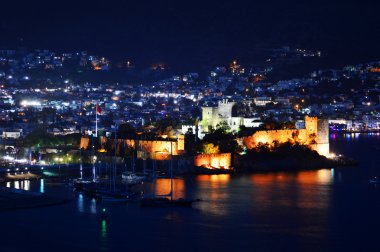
[80,136,184,160]
[243,129,309,149]
[194,153,231,169]
[242,116,330,156]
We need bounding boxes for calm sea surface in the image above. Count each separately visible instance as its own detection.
[1,133,380,252]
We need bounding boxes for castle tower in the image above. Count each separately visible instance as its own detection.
[201,106,219,132]
[218,99,236,118]
[305,116,318,137]
[177,134,185,151]
[316,118,330,156]
[305,116,330,156]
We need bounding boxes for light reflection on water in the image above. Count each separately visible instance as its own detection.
[6,180,31,191]
[191,170,334,216]
[249,169,333,211]
[23,180,30,191]
[101,219,107,238]
[194,174,232,216]
[90,198,97,214]
[1,135,379,251]
[331,132,380,143]
[78,193,84,213]
[40,179,44,193]
[100,219,108,250]
[154,178,185,199]
[76,193,99,215]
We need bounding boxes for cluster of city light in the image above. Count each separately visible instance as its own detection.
[1,155,29,163]
[145,92,180,98]
[142,92,199,102]
[20,100,41,107]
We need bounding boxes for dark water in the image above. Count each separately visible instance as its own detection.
[1,133,380,252]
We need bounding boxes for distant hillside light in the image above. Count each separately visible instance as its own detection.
[20,100,41,107]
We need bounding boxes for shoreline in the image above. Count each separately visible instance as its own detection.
[331,130,380,134]
[194,156,357,174]
[0,154,358,178]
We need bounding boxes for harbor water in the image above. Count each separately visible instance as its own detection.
[1,133,379,251]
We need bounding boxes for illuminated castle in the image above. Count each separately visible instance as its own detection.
[202,99,262,133]
[182,99,262,137]
[243,116,330,156]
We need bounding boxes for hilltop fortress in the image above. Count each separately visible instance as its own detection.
[182,100,330,157]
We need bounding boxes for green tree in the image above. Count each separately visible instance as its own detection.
[202,143,220,154]
[202,127,241,154]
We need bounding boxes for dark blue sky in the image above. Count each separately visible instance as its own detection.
[1,0,379,68]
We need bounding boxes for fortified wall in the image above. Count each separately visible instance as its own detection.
[80,135,185,160]
[125,138,184,160]
[243,116,329,156]
[80,137,89,149]
[194,153,231,169]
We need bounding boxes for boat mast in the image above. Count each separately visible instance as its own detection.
[92,134,96,182]
[95,103,98,137]
[153,152,156,197]
[170,141,173,201]
[79,146,83,179]
[113,124,117,192]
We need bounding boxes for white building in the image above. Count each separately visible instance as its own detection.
[201,99,262,134]
[2,130,22,139]
[253,97,272,106]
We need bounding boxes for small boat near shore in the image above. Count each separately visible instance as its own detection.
[121,172,146,184]
[72,178,96,190]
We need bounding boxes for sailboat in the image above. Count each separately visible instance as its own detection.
[72,148,89,190]
[121,139,146,184]
[97,125,137,202]
[140,141,197,208]
[73,103,103,192]
[73,136,102,192]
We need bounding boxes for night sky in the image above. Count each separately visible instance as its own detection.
[1,0,379,68]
